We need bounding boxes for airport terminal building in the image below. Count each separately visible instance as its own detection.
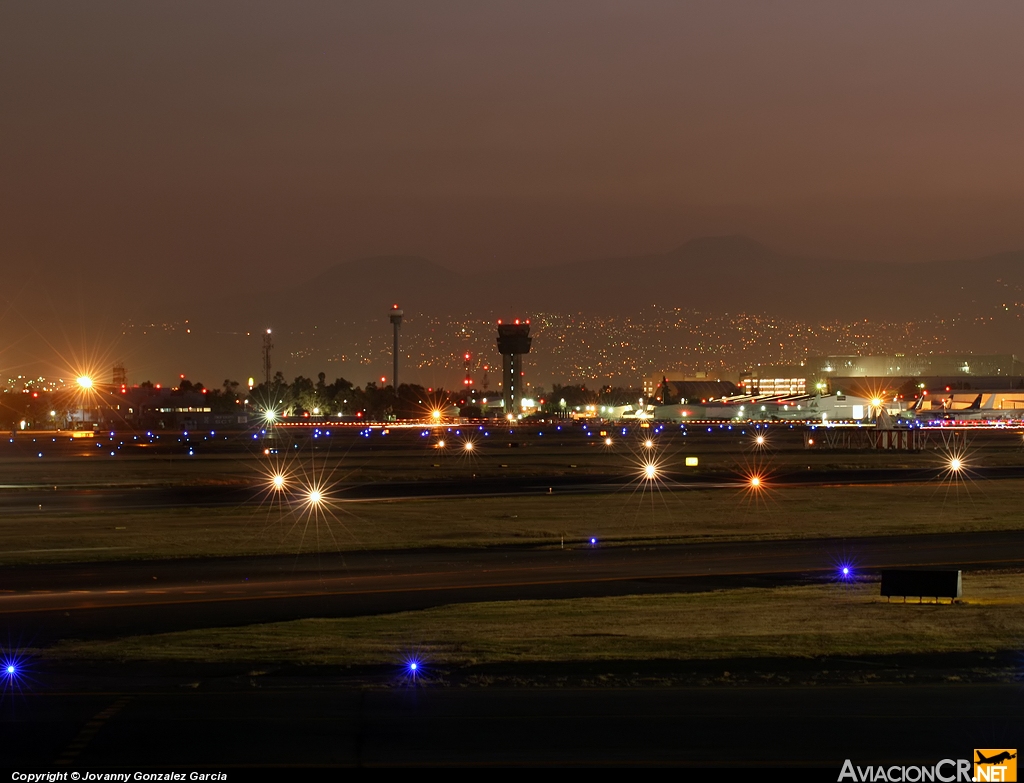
[740,354,1024,396]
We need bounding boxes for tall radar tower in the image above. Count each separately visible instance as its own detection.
[496,319,531,418]
[262,329,273,386]
[389,305,404,391]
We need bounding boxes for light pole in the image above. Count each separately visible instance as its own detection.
[389,305,403,393]
[76,375,93,427]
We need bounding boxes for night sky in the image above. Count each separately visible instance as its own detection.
[3,2,1024,382]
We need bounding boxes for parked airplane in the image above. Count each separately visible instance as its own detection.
[935,393,1015,421]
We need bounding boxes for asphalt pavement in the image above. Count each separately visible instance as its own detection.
[3,530,1023,643]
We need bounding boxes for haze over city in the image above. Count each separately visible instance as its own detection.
[4,2,1024,385]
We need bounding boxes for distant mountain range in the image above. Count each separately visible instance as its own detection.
[265,235,1024,325]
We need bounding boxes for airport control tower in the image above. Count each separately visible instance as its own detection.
[496,319,532,418]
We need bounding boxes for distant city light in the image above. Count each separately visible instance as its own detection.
[77,375,93,389]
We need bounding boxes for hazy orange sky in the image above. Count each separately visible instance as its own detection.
[4,1,1024,289]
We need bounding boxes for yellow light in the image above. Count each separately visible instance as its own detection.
[644,462,658,479]
[949,458,962,471]
[308,488,323,504]
[644,439,653,449]
[604,437,612,446]
[871,397,882,407]
[77,375,93,390]
[436,440,446,449]
[431,409,441,420]
[755,435,765,445]
[749,476,761,488]
[272,474,285,490]
[264,410,277,422]
[464,441,474,451]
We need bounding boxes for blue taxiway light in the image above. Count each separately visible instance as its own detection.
[2,653,25,684]
[835,562,856,582]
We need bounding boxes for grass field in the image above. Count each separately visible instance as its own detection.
[44,571,1024,666]
[1,477,1018,565]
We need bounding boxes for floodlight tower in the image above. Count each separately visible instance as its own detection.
[496,319,532,418]
[389,305,404,391]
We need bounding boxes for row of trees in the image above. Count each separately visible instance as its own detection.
[0,374,648,429]
[208,373,457,420]
[203,375,645,418]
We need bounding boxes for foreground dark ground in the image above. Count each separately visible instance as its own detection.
[5,667,1019,767]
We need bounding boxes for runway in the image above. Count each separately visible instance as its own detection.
[4,463,1024,513]
[4,530,1023,643]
